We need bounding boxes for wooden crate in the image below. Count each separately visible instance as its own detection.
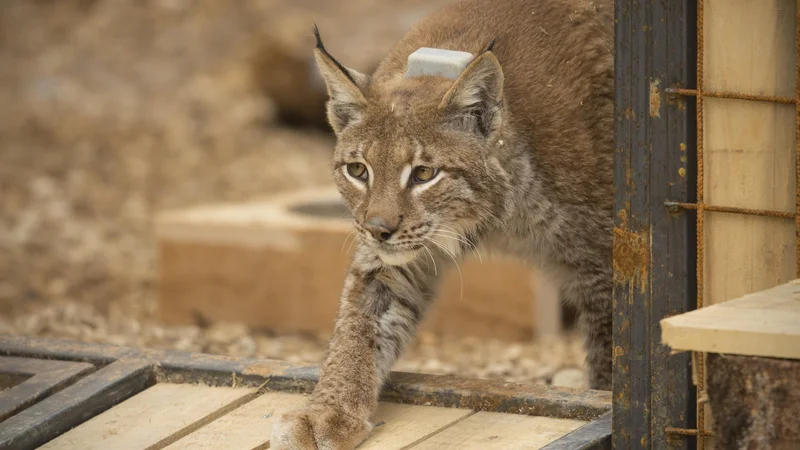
[0,337,611,449]
[155,188,562,340]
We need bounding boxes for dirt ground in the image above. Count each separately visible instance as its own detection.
[0,0,586,388]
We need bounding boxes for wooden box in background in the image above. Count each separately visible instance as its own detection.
[155,188,560,340]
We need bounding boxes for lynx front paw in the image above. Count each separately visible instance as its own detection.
[270,405,372,450]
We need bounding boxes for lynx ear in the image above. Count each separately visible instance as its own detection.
[438,49,504,138]
[312,25,370,134]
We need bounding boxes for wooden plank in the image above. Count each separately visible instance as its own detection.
[0,359,152,450]
[165,392,306,450]
[168,394,472,450]
[41,383,256,450]
[0,356,94,378]
[359,403,473,450]
[410,411,585,450]
[661,279,800,359]
[703,0,797,307]
[383,372,610,421]
[0,357,95,421]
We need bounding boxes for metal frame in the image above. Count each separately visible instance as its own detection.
[0,358,151,449]
[615,0,800,448]
[664,2,800,447]
[613,0,698,448]
[541,411,612,450]
[0,336,612,449]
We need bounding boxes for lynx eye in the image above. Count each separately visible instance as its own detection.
[411,166,439,184]
[346,163,368,181]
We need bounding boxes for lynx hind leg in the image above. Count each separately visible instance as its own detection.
[562,269,613,391]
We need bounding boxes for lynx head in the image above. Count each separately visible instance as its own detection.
[313,27,511,266]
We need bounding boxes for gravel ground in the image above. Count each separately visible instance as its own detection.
[0,301,586,387]
[0,0,587,389]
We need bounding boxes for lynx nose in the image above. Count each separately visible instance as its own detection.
[365,216,399,242]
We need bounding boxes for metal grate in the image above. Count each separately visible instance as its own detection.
[662,1,800,447]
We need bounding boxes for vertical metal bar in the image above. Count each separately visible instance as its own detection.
[651,1,697,449]
[612,1,633,447]
[694,1,706,448]
[613,0,696,448]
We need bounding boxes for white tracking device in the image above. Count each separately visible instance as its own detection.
[404,47,474,80]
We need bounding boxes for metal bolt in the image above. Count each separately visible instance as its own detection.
[665,202,682,213]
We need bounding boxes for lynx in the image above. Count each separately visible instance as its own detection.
[271,0,613,448]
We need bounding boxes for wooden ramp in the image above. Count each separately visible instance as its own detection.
[0,337,611,450]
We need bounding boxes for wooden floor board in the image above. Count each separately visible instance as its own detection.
[165,391,306,450]
[359,402,473,450]
[408,411,585,450]
[36,386,588,449]
[39,383,255,450]
[168,394,473,450]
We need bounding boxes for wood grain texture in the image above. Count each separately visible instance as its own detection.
[359,402,473,450]
[168,393,473,450]
[703,0,797,307]
[40,383,256,450]
[409,411,585,450]
[700,5,797,446]
[661,279,800,359]
[165,391,306,450]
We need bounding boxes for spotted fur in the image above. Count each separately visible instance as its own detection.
[271,0,613,448]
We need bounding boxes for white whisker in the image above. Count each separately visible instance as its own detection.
[421,244,437,276]
[425,237,463,303]
[435,233,482,263]
[346,232,360,255]
[341,229,357,253]
[434,227,483,263]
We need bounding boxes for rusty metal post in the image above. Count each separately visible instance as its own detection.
[613,0,697,448]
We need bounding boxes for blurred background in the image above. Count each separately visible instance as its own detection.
[0,0,585,388]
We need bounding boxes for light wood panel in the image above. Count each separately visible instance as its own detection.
[165,391,306,450]
[701,3,797,446]
[359,402,474,450]
[703,0,797,307]
[409,411,585,450]
[168,393,473,450]
[40,383,255,450]
[661,279,800,359]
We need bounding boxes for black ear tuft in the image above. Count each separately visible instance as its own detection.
[312,24,356,85]
[313,23,324,50]
[484,39,497,53]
